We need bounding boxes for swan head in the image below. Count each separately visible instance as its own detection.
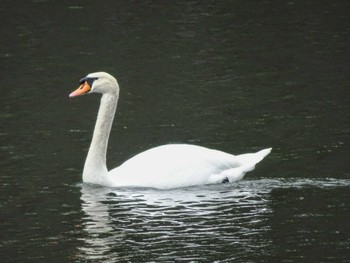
[69,72,119,97]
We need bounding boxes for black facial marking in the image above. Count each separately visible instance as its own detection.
[79,77,98,87]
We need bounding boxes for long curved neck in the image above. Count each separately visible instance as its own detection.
[83,93,118,184]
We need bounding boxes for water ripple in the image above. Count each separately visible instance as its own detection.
[77,178,349,262]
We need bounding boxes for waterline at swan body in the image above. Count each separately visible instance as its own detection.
[69,72,271,189]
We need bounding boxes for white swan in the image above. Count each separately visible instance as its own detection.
[69,72,271,189]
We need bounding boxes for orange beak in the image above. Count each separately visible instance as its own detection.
[69,81,91,98]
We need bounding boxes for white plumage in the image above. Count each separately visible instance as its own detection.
[70,72,271,189]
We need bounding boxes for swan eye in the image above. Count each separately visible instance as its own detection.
[79,77,98,87]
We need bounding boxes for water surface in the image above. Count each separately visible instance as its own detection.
[1,1,349,262]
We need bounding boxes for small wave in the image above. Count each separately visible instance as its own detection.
[77,177,349,262]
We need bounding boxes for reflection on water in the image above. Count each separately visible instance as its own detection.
[79,182,272,262]
[1,0,349,262]
[78,178,350,262]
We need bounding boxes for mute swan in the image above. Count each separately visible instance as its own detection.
[69,72,271,189]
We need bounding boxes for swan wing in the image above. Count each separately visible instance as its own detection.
[108,144,271,189]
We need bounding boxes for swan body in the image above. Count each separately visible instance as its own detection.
[70,72,271,189]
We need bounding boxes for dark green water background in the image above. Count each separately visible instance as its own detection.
[1,1,349,262]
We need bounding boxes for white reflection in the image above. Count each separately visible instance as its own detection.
[77,181,273,262]
[78,185,123,261]
[77,178,349,262]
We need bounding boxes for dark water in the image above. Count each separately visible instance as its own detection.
[1,1,349,262]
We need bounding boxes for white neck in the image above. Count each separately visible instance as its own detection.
[83,93,118,184]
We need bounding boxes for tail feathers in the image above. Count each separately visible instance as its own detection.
[236,148,272,169]
[210,148,272,184]
[254,148,272,163]
[231,147,272,182]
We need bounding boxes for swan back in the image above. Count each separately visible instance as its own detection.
[108,145,271,189]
